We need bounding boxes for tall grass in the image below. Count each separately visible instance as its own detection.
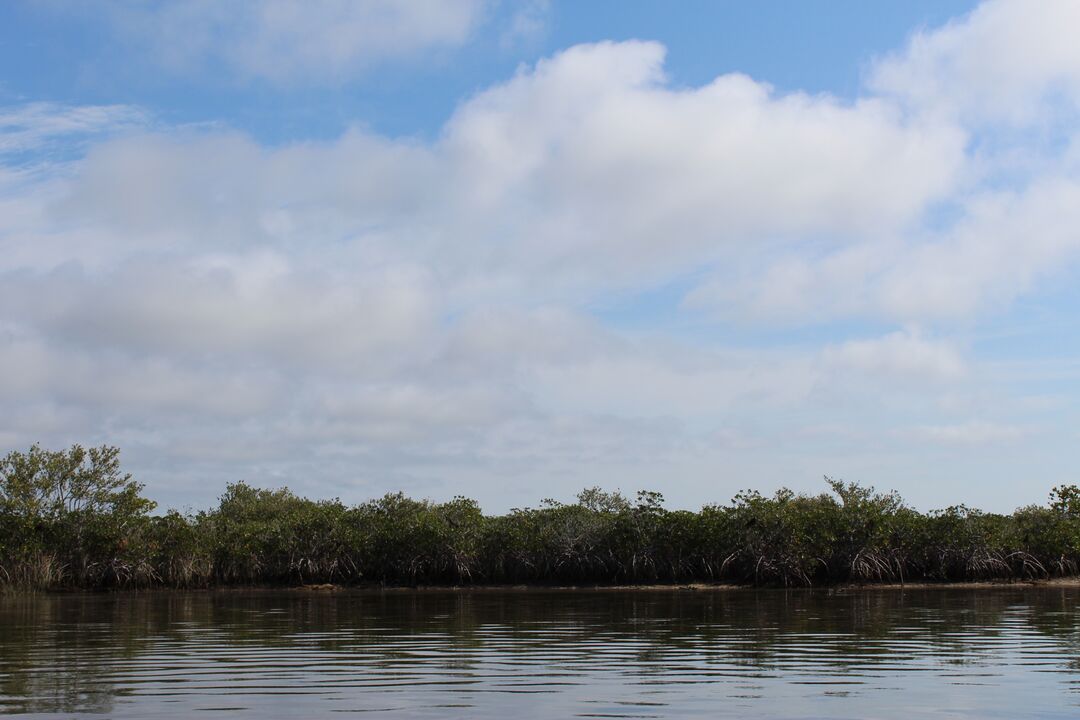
[3,445,1080,590]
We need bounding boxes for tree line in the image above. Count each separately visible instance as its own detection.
[2,444,1078,589]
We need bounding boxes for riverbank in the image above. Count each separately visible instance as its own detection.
[9,576,1080,597]
[287,578,1080,595]
[80,576,1078,594]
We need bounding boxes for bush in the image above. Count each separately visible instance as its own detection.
[0,445,155,588]
[2,443,1079,589]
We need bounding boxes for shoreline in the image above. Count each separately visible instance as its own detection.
[13,577,1080,596]
[294,577,1080,592]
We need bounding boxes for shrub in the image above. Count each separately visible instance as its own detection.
[2,443,1078,589]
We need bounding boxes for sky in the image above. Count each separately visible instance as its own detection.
[1,0,1078,513]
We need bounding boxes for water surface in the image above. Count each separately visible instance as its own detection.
[1,586,1078,718]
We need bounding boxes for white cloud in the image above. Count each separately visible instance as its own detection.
[0,103,148,157]
[0,257,438,374]
[822,331,966,382]
[437,41,962,289]
[877,178,1080,320]
[870,0,1080,125]
[98,0,490,84]
[22,41,964,300]
[683,0,1080,326]
[0,333,282,420]
[530,348,818,421]
[696,173,1080,325]
[911,421,1029,446]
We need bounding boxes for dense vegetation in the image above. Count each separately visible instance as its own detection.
[2,444,1079,590]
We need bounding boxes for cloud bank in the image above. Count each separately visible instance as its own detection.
[2,0,1079,510]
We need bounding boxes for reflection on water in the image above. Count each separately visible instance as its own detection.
[1,587,1079,718]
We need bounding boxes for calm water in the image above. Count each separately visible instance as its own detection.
[1,587,1079,718]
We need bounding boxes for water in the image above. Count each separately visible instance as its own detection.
[1,587,1078,718]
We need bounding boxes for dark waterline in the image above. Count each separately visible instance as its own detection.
[1,587,1079,718]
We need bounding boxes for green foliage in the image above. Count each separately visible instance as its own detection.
[203,482,355,584]
[1049,484,1080,517]
[353,492,485,584]
[2,443,1079,590]
[0,444,156,587]
[148,510,212,587]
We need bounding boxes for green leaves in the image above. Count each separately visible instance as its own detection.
[0,444,155,587]
[1050,485,1080,518]
[2,444,1079,590]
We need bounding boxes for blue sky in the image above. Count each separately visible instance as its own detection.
[1,0,1078,513]
[2,1,976,141]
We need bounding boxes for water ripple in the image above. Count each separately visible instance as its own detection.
[1,587,1079,718]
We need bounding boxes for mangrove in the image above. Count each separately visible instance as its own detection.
[1,443,1079,590]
